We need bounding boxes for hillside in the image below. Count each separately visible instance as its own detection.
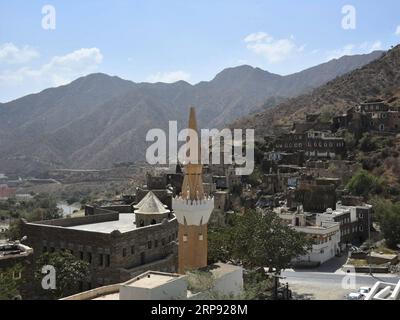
[0,51,383,174]
[234,46,400,137]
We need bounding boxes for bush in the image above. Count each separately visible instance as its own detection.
[346,169,385,198]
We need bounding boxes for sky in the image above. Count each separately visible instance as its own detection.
[1,0,400,102]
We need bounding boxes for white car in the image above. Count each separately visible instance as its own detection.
[346,287,371,300]
[346,292,364,300]
[359,287,371,297]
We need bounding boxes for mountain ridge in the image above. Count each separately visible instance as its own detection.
[0,51,384,174]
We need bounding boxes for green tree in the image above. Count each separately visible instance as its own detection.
[373,198,400,249]
[34,251,90,299]
[209,211,310,274]
[346,169,385,198]
[0,264,23,300]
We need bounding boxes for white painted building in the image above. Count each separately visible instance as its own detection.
[62,263,243,300]
[293,221,341,265]
[276,207,341,265]
[365,280,400,300]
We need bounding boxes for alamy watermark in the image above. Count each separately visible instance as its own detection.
[42,5,56,30]
[145,122,254,176]
[41,265,56,290]
[341,5,356,30]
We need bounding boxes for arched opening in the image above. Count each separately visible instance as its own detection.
[151,219,157,225]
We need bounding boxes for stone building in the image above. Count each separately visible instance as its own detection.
[333,100,400,135]
[0,241,34,299]
[275,131,346,160]
[294,175,338,213]
[292,113,332,134]
[21,192,178,292]
[133,191,172,227]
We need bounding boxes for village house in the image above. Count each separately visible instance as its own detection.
[274,130,346,160]
[333,100,400,135]
[274,207,340,266]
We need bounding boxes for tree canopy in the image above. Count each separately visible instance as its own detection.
[208,211,310,274]
[34,251,89,299]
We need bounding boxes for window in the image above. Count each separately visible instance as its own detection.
[122,248,127,257]
[43,246,47,253]
[79,251,84,260]
[87,252,92,264]
[162,238,165,246]
[105,254,110,267]
[99,254,104,266]
[130,246,135,254]
[155,240,158,248]
[148,241,152,249]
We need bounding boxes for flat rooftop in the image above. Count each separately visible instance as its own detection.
[128,273,180,289]
[65,214,136,234]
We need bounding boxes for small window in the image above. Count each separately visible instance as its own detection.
[130,246,135,254]
[87,252,92,264]
[155,240,158,248]
[105,254,110,267]
[99,254,104,266]
[122,248,127,257]
[79,251,84,260]
[148,241,152,249]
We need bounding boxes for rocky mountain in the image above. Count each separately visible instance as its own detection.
[0,51,383,174]
[233,45,400,137]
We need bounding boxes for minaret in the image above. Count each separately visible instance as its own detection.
[173,107,214,274]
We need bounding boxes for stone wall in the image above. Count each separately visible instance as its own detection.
[21,217,178,290]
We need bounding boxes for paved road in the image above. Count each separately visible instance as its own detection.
[281,270,400,300]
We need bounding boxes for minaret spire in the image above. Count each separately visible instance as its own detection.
[172,106,214,274]
[181,107,204,201]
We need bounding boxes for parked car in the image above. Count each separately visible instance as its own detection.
[346,292,364,300]
[346,287,371,300]
[359,287,371,297]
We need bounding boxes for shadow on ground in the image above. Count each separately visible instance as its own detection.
[293,253,349,273]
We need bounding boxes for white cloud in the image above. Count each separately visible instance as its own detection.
[395,25,400,35]
[327,41,382,60]
[244,32,304,63]
[147,71,191,83]
[244,32,272,43]
[0,43,39,64]
[0,47,103,101]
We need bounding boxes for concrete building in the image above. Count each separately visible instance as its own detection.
[365,280,400,300]
[62,263,243,300]
[293,221,341,266]
[276,208,340,266]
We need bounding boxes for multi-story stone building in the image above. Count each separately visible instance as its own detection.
[333,100,400,135]
[21,192,178,292]
[275,131,346,160]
